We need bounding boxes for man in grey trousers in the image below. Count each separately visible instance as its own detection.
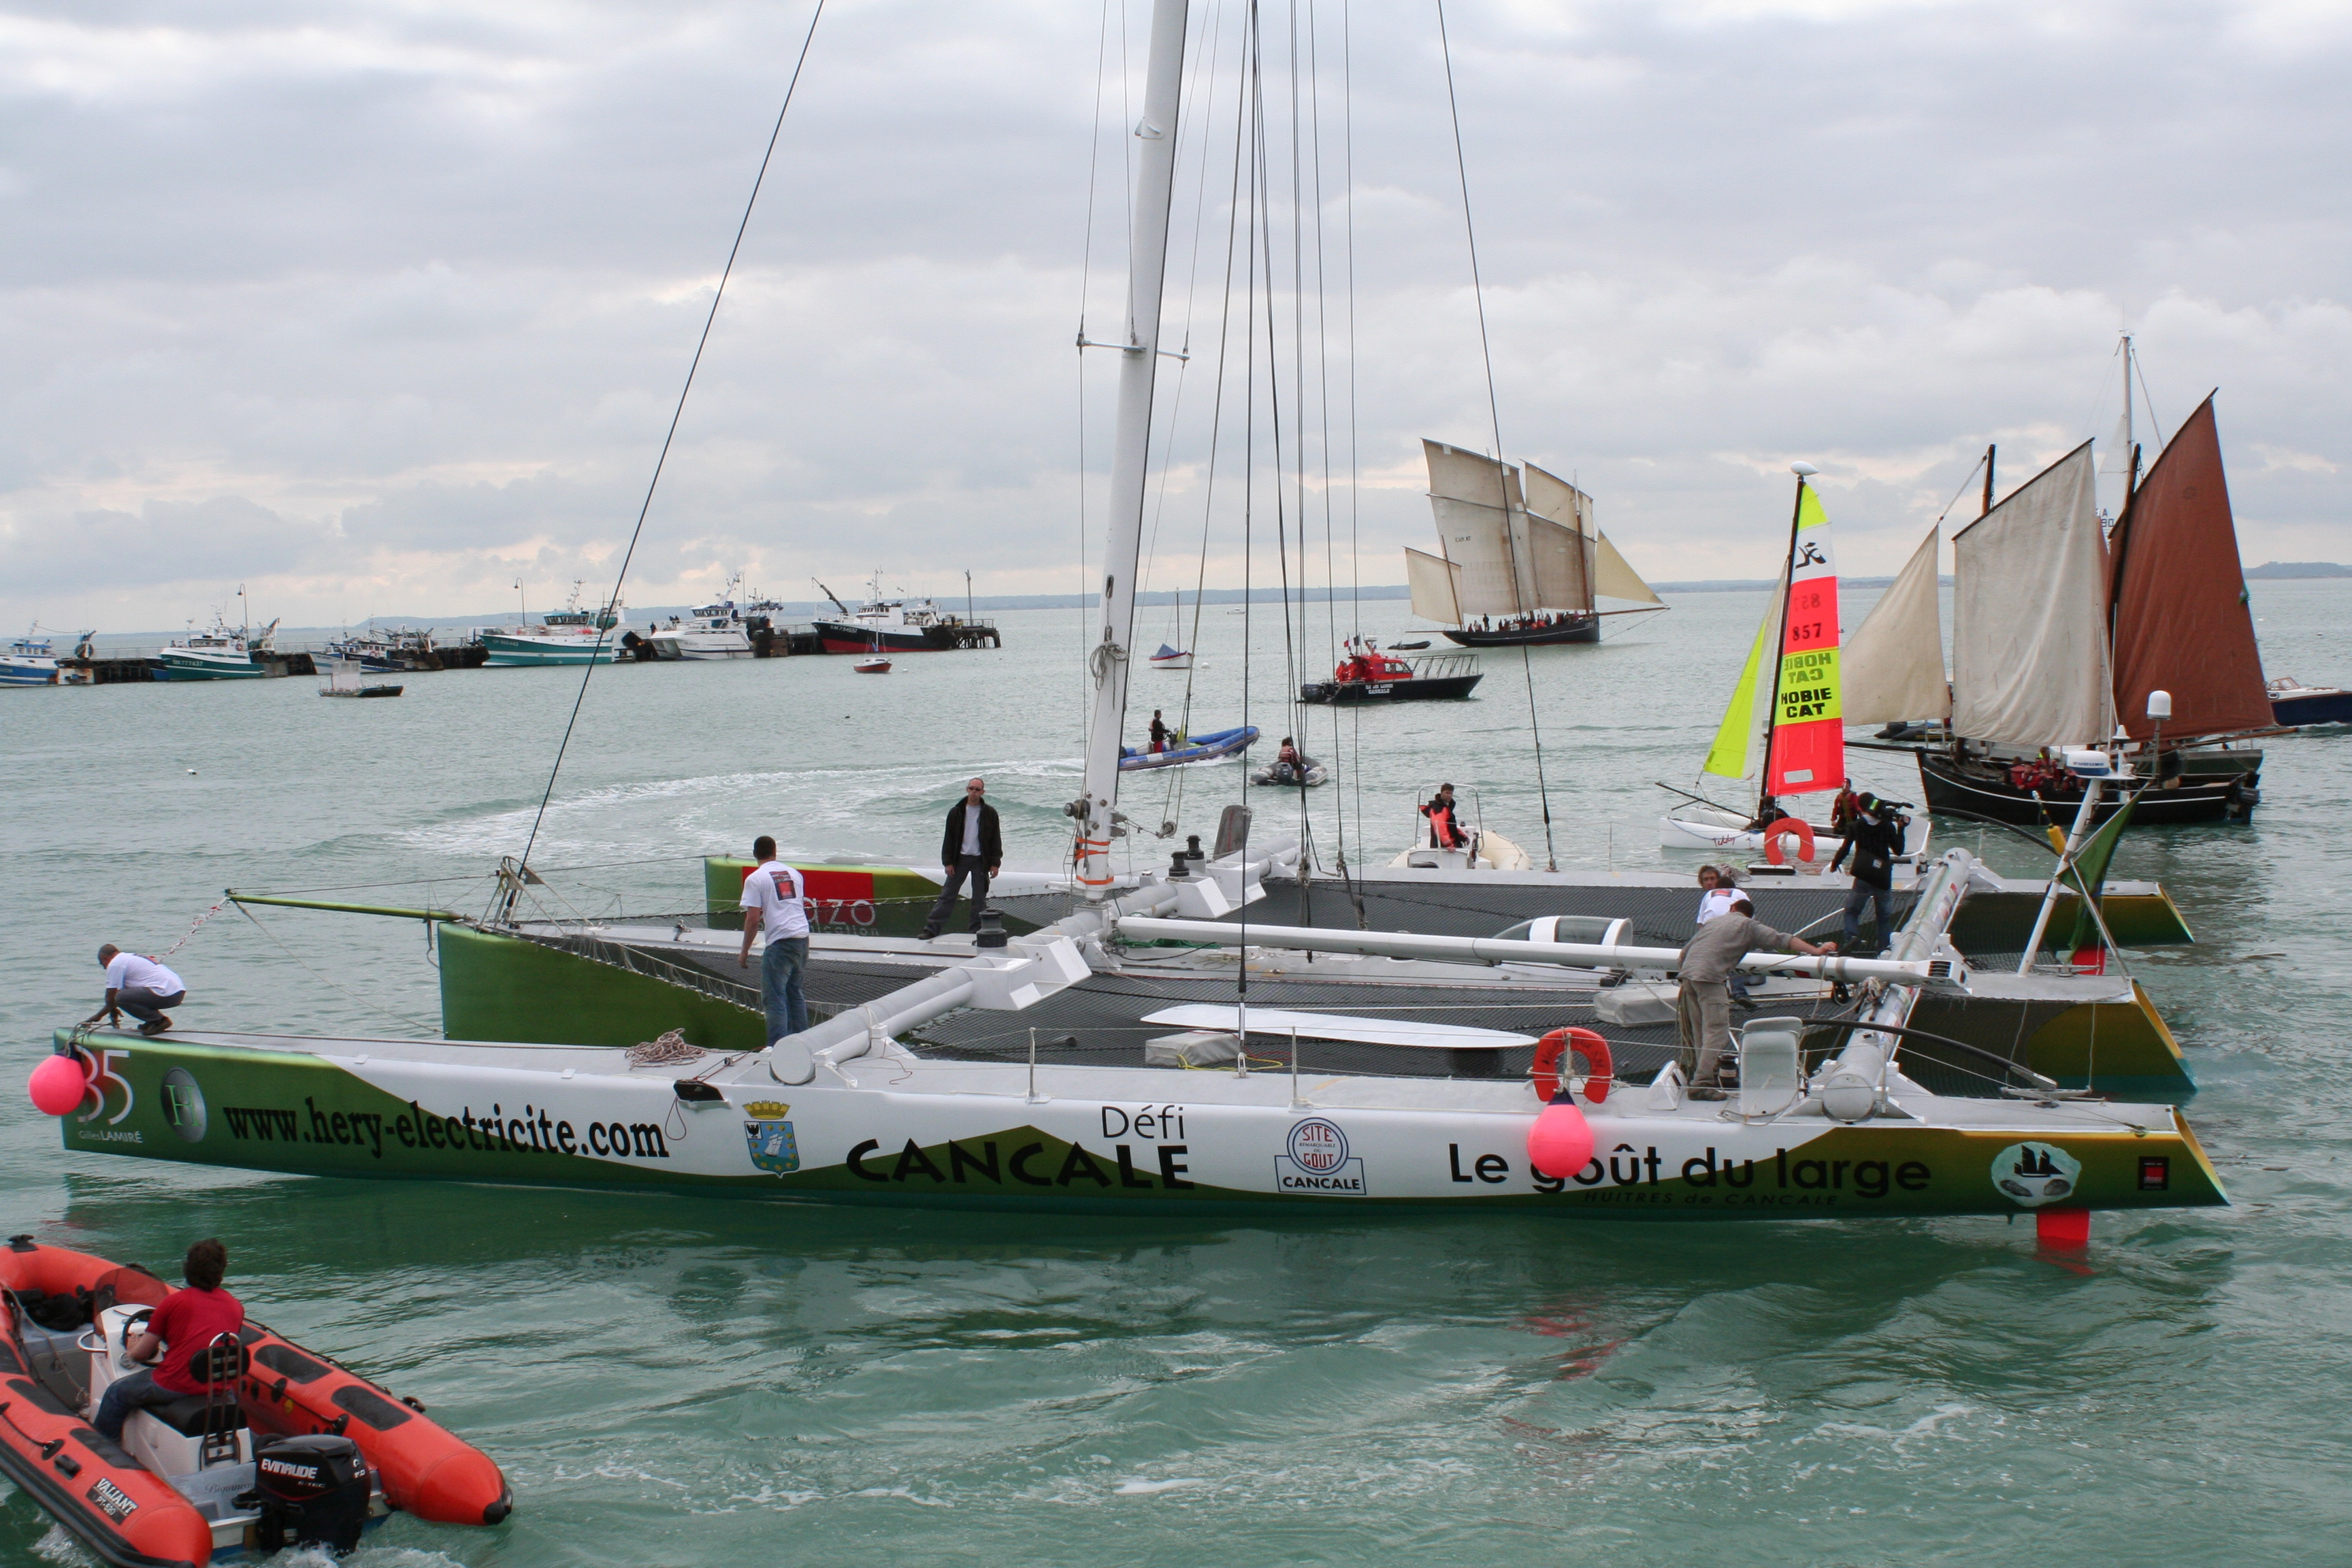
[1674,898,1830,1100]
[920,778,1002,941]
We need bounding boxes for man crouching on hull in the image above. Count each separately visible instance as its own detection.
[84,945,187,1036]
[1676,898,1830,1100]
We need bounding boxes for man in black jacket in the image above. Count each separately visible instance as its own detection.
[1828,792,1906,955]
[920,777,1002,940]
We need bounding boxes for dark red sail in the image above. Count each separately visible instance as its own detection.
[2107,396,2271,742]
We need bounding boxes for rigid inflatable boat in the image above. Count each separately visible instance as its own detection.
[0,1237,509,1566]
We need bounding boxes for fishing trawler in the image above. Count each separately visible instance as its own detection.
[478,587,623,667]
[1,627,83,687]
[158,618,277,681]
[1403,440,1665,646]
[810,574,1000,654]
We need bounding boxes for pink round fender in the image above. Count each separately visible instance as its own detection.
[1526,1098,1595,1181]
[28,1053,89,1117]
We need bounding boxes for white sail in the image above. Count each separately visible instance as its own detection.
[1592,532,1661,605]
[1522,462,1595,536]
[1950,442,2113,749]
[1423,440,1610,615]
[1842,525,1949,725]
[1429,495,1528,617]
[1526,514,1591,612]
[1404,547,1464,625]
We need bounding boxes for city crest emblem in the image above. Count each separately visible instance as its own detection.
[742,1100,800,1175]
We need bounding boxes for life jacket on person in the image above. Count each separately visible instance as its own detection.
[1421,798,1467,849]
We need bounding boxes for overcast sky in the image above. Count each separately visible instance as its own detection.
[3,0,2346,635]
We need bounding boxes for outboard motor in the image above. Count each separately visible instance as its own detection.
[255,1433,372,1554]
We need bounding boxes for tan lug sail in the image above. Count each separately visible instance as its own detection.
[1950,442,2114,749]
[1842,524,1950,725]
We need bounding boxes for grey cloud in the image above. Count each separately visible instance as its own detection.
[1,0,2346,631]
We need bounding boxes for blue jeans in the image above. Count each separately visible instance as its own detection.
[1843,883,1897,954]
[95,1368,182,1443]
[760,937,809,1045]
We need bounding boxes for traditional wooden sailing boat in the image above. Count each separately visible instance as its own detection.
[1913,392,2270,826]
[1404,440,1664,646]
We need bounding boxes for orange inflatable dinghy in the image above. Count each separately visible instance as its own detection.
[0,1236,509,1566]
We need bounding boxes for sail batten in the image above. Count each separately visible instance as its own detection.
[1842,525,1948,725]
[2106,397,2270,740]
[1951,443,2113,749]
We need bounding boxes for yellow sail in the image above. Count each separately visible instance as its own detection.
[1702,570,1787,781]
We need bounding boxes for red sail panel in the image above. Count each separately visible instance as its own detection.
[1766,482,1843,796]
[2108,397,2272,741]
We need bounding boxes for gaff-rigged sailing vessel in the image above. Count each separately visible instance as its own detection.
[1916,391,2270,826]
[1404,440,1663,646]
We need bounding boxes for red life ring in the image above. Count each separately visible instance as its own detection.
[1531,1027,1612,1104]
[1762,817,1816,864]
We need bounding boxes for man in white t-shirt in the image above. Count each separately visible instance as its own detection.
[736,834,811,1045]
[84,946,188,1036]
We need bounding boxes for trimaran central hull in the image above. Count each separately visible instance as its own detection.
[52,1024,2221,1220]
[54,847,2225,1222]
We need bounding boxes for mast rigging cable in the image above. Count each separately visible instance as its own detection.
[514,0,828,887]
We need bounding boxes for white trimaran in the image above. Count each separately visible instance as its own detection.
[48,1,2221,1229]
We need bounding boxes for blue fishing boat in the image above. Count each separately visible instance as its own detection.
[1119,724,1257,770]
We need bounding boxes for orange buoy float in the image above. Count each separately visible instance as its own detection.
[0,1239,509,1567]
[1530,1027,1613,1105]
[1761,816,1816,864]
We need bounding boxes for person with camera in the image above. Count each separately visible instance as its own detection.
[1829,791,1908,955]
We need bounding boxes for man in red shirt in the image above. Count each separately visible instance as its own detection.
[93,1238,244,1443]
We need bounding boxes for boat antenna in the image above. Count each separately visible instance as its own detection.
[1435,0,1558,871]
[508,0,829,896]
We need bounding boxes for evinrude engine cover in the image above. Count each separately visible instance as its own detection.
[256,1433,371,1553]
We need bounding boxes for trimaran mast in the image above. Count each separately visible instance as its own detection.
[1071,0,1191,898]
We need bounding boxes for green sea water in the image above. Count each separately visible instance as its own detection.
[3,582,2347,1566]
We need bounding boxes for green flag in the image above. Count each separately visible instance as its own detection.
[2060,792,2138,953]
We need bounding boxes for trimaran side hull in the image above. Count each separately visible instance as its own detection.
[53,1028,2222,1220]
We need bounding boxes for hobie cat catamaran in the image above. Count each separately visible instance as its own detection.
[37,0,2221,1233]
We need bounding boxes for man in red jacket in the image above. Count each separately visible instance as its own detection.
[94,1239,244,1443]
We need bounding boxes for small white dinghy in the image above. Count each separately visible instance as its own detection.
[1149,643,1193,670]
[1657,801,1931,861]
